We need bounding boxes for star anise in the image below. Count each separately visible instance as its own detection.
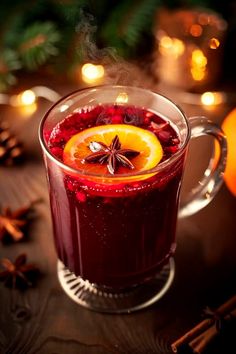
[77,135,140,175]
[0,200,39,242]
[0,254,39,289]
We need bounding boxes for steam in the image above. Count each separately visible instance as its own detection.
[75,10,155,88]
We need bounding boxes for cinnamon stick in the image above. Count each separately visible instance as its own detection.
[189,308,236,354]
[171,295,236,353]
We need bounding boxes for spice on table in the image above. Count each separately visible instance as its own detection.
[171,295,236,354]
[0,200,40,242]
[0,254,39,290]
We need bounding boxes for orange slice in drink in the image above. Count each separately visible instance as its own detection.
[63,124,163,180]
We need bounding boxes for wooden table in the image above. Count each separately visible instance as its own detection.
[0,73,236,354]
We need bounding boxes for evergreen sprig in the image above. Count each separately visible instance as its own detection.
[101,0,161,56]
[121,0,161,47]
[0,49,21,91]
[0,0,229,91]
[18,22,60,70]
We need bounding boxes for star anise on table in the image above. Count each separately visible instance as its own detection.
[0,254,39,290]
[77,135,140,175]
[0,201,39,242]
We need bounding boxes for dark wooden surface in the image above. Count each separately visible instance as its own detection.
[0,72,236,354]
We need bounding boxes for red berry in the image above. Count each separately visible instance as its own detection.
[157,130,171,143]
[66,179,77,192]
[112,115,122,124]
[76,191,87,202]
[165,146,178,154]
[51,147,63,158]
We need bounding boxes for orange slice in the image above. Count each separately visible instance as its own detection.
[63,124,163,179]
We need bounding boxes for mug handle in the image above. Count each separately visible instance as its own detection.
[179,116,227,218]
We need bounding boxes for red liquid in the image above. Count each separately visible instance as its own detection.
[46,105,185,289]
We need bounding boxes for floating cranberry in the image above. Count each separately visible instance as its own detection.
[165,146,179,154]
[157,130,172,143]
[66,178,78,192]
[145,112,155,118]
[172,138,180,145]
[112,115,123,124]
[51,147,63,158]
[76,191,87,202]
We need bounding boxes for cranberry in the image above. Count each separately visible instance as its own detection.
[165,146,179,154]
[112,115,123,124]
[172,138,180,145]
[51,147,63,158]
[145,112,155,118]
[157,130,172,143]
[76,191,87,202]
[66,179,79,192]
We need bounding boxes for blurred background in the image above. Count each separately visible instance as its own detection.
[0,0,236,92]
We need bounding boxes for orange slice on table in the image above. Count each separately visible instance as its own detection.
[63,124,163,181]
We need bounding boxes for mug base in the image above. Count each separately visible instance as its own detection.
[57,258,175,314]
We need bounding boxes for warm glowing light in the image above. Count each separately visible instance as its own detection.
[191,68,205,81]
[192,50,207,66]
[209,37,220,49]
[116,92,129,103]
[20,90,36,105]
[190,24,203,37]
[201,92,215,105]
[9,90,36,107]
[159,36,172,50]
[20,103,37,117]
[81,63,105,84]
[191,49,207,81]
[201,92,225,106]
[159,36,185,57]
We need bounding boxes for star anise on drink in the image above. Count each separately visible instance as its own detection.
[0,200,39,242]
[77,135,140,175]
[0,254,39,290]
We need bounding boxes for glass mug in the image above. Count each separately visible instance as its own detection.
[39,86,227,313]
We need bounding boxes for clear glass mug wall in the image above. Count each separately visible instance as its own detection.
[39,86,227,313]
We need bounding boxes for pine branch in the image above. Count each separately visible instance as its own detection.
[0,49,21,91]
[101,0,135,56]
[18,21,60,70]
[101,0,161,56]
[121,0,161,47]
[55,0,89,26]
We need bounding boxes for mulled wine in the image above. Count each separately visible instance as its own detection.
[45,103,184,289]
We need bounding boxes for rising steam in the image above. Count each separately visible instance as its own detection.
[75,10,155,88]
